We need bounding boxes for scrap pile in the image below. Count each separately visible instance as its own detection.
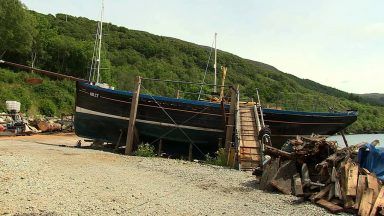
[28,115,74,133]
[0,101,73,136]
[260,136,384,215]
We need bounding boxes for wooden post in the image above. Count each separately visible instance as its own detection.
[125,76,141,155]
[60,114,63,131]
[341,130,349,148]
[188,142,193,161]
[224,87,237,157]
[176,89,180,99]
[218,138,223,149]
[233,86,241,168]
[219,66,227,100]
[158,139,163,156]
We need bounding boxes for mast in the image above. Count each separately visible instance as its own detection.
[213,32,217,93]
[96,0,104,83]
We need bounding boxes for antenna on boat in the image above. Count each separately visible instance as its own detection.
[213,32,218,93]
[96,0,104,84]
[89,0,104,84]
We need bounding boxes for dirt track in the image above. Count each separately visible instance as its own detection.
[0,134,335,215]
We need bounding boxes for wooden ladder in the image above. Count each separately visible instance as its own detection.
[238,106,261,171]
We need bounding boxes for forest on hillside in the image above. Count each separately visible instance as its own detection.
[0,0,383,133]
[359,94,384,106]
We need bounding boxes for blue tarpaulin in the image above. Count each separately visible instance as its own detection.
[358,143,384,181]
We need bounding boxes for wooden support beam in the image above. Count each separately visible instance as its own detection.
[188,142,193,161]
[125,76,141,155]
[346,163,359,196]
[359,188,374,216]
[367,174,380,205]
[114,129,123,152]
[233,85,241,167]
[219,66,227,100]
[316,199,344,214]
[355,175,367,209]
[224,87,236,157]
[341,160,355,208]
[370,186,384,216]
[264,145,293,159]
[228,147,236,168]
[310,185,331,202]
[292,173,304,196]
[0,60,89,82]
[218,138,223,149]
[340,130,349,147]
[158,139,163,157]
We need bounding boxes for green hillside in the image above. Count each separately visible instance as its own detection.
[0,68,75,116]
[359,94,384,106]
[0,0,383,133]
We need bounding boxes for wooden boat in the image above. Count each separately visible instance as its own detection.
[74,81,228,148]
[262,108,357,146]
[74,81,358,149]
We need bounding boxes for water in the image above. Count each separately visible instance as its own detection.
[327,134,384,148]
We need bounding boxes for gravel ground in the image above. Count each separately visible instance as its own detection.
[0,134,337,215]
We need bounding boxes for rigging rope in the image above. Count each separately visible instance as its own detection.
[140,85,206,157]
[147,105,211,146]
[88,24,100,82]
[198,39,215,100]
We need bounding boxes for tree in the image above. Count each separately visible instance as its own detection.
[29,12,57,68]
[0,0,36,57]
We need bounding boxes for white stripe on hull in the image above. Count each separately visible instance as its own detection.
[75,106,224,133]
[76,106,129,120]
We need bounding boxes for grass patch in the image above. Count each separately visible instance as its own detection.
[134,143,156,157]
[205,148,227,166]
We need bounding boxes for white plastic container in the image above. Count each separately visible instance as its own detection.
[6,101,21,112]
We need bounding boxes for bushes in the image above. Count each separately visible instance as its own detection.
[38,99,57,116]
[134,143,156,157]
[205,148,227,166]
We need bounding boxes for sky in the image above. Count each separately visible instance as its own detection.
[21,0,384,94]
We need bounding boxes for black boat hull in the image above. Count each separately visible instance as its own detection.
[74,82,227,149]
[262,108,357,146]
[74,82,358,151]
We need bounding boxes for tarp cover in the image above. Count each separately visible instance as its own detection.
[358,143,384,181]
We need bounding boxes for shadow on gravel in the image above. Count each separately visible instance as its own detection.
[241,179,260,190]
[17,140,70,148]
[289,197,307,205]
[18,139,125,155]
[79,143,134,156]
